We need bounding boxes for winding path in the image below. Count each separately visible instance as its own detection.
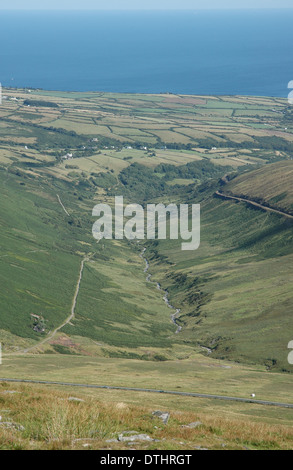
[57,194,70,217]
[18,256,89,354]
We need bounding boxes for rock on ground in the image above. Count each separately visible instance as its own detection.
[152,410,170,425]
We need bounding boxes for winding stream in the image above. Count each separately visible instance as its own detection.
[140,248,182,334]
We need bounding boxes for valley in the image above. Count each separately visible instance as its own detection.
[0,88,293,449]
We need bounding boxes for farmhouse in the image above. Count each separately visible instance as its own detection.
[61,153,73,160]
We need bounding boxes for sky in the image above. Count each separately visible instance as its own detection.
[0,0,292,10]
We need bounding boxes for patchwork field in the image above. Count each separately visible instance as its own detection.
[1,89,292,176]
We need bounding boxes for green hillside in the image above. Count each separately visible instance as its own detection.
[0,169,181,357]
[222,160,293,215]
[0,89,292,374]
[144,162,293,371]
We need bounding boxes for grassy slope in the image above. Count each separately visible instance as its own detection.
[62,239,177,351]
[1,381,293,450]
[0,168,182,356]
[0,171,85,346]
[222,160,293,214]
[145,164,293,371]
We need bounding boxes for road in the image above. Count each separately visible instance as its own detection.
[0,377,292,409]
[215,191,293,220]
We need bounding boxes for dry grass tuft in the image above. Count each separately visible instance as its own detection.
[0,382,292,450]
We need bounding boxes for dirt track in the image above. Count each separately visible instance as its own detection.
[16,256,88,354]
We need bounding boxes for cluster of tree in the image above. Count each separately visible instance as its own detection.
[283,107,293,123]
[16,160,56,169]
[116,159,232,202]
[154,142,194,151]
[154,159,232,181]
[89,171,117,189]
[117,163,167,201]
[23,99,59,108]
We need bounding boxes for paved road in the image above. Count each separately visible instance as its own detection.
[215,191,293,220]
[0,377,293,409]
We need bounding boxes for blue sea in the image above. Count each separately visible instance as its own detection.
[0,9,293,97]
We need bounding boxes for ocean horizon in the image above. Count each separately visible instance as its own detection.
[0,9,293,97]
